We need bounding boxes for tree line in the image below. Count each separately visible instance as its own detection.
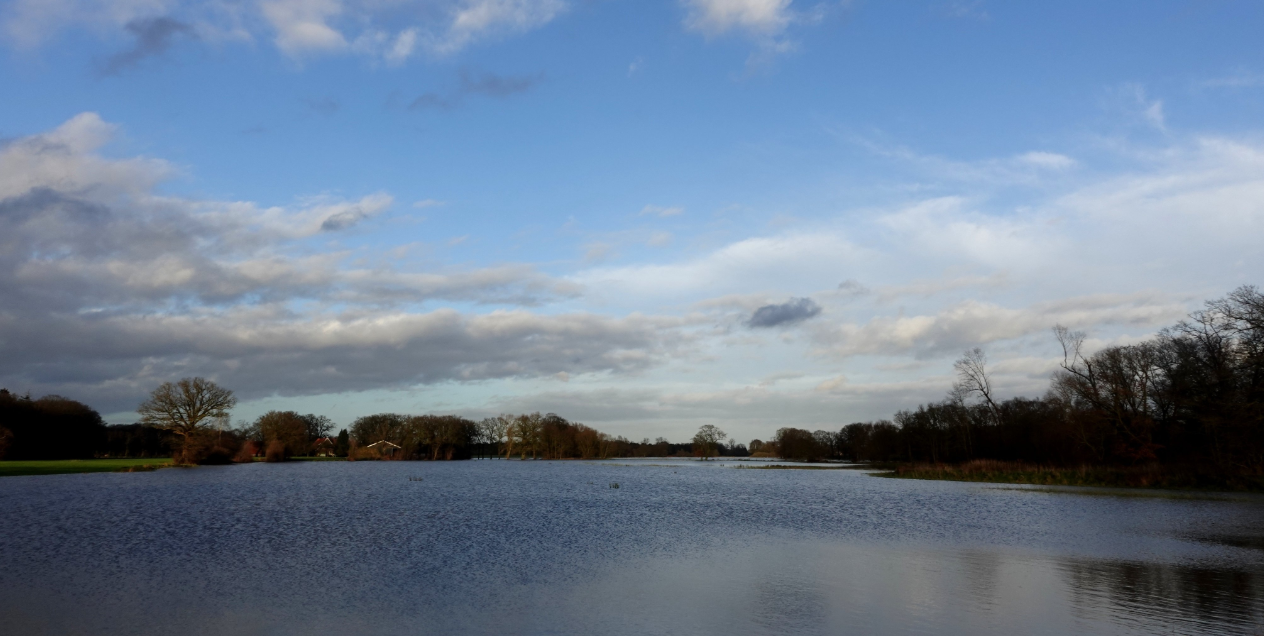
[761,286,1264,484]
[0,381,751,463]
[7,286,1256,478]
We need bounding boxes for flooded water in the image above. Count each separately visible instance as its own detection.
[1,458,1262,635]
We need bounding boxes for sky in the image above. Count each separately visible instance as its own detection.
[1,0,1262,443]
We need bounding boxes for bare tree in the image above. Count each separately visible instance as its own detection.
[692,424,727,460]
[137,378,236,441]
[952,347,1001,425]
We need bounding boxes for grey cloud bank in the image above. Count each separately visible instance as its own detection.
[0,114,676,413]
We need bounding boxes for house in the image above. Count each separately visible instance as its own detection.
[312,437,336,457]
[367,440,401,458]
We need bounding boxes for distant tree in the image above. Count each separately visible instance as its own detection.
[479,417,507,458]
[300,414,334,441]
[334,429,350,457]
[0,389,107,460]
[255,411,310,459]
[775,427,826,461]
[137,378,236,443]
[692,424,727,460]
[350,413,406,446]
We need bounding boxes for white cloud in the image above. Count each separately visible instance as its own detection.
[1110,83,1166,131]
[846,133,1079,187]
[807,293,1187,359]
[1016,151,1076,170]
[573,231,867,302]
[261,0,346,55]
[385,27,418,63]
[433,0,566,54]
[682,0,793,36]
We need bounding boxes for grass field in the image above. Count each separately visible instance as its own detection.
[0,458,174,477]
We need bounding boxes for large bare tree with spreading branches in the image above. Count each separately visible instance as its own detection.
[137,377,236,440]
[692,424,727,460]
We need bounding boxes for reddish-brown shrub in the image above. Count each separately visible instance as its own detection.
[265,440,287,462]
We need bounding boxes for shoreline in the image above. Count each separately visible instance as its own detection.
[873,460,1264,494]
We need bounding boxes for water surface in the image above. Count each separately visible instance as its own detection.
[1,458,1261,635]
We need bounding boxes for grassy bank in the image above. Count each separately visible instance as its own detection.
[878,459,1264,492]
[0,458,174,477]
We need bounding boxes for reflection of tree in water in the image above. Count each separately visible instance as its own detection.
[1060,558,1264,634]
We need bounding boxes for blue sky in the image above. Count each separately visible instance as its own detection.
[2,0,1263,443]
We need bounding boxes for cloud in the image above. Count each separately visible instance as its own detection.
[639,204,683,217]
[1109,83,1166,131]
[808,293,1188,359]
[261,0,347,56]
[845,133,1078,187]
[573,231,867,304]
[748,297,822,328]
[1016,151,1075,170]
[836,279,869,296]
[318,194,392,231]
[0,114,655,411]
[410,69,543,110]
[2,0,566,59]
[1,0,168,49]
[99,16,195,75]
[434,0,566,54]
[682,0,793,36]
[384,27,417,63]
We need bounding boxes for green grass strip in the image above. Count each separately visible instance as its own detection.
[0,458,174,477]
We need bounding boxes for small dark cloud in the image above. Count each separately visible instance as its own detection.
[321,209,370,232]
[303,97,340,116]
[100,17,195,76]
[838,279,869,295]
[409,69,544,111]
[749,298,823,328]
[460,69,541,97]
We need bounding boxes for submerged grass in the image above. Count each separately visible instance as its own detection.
[879,459,1264,493]
[0,458,175,477]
